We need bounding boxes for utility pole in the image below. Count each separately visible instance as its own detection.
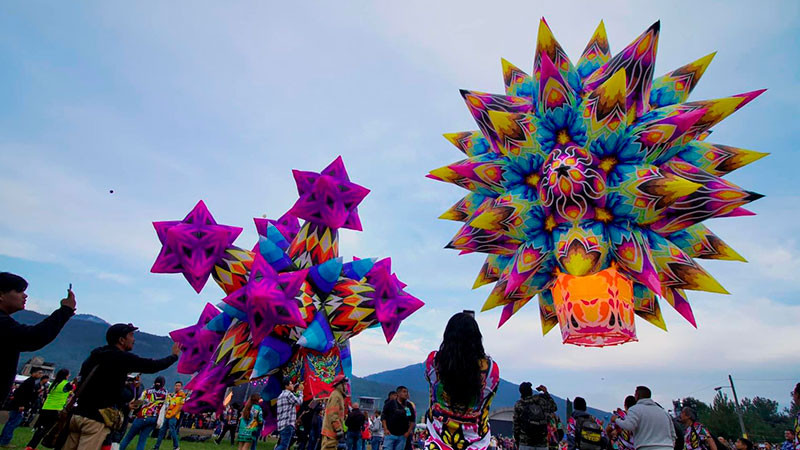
[729,374,748,439]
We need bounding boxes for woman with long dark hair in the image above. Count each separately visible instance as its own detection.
[26,368,73,450]
[425,312,500,450]
[237,393,263,450]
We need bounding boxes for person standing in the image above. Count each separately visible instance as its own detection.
[345,403,367,450]
[679,407,716,450]
[780,431,794,450]
[613,387,676,450]
[608,396,637,450]
[514,382,557,450]
[0,369,44,446]
[307,402,324,450]
[237,394,263,450]
[276,380,304,450]
[120,376,168,450]
[792,384,800,450]
[423,312,498,450]
[566,397,607,450]
[322,374,349,450]
[216,404,240,445]
[26,369,74,450]
[154,381,186,450]
[383,386,416,450]
[369,411,384,450]
[0,273,76,404]
[63,323,180,450]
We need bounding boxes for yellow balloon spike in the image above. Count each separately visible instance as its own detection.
[585,69,628,136]
[650,52,716,108]
[576,20,611,79]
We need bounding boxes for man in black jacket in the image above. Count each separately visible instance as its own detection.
[62,323,180,450]
[0,369,44,446]
[0,272,76,405]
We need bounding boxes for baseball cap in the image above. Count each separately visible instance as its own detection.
[106,323,139,345]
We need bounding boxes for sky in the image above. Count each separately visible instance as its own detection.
[1,0,799,412]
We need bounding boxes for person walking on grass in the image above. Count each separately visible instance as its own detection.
[237,394,263,450]
[0,369,44,447]
[217,404,240,445]
[120,376,168,450]
[154,381,186,450]
[25,368,74,450]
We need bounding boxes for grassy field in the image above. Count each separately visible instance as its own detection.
[6,426,278,450]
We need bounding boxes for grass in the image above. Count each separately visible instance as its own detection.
[6,426,277,450]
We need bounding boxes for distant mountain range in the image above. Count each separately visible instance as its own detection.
[13,309,188,387]
[14,309,608,420]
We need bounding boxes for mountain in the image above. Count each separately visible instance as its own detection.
[73,314,109,325]
[13,310,187,387]
[361,363,611,422]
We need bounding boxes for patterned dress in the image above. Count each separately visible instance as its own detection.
[424,351,500,450]
[684,421,711,450]
[610,409,633,450]
[237,405,263,443]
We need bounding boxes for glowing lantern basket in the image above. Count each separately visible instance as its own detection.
[552,267,636,347]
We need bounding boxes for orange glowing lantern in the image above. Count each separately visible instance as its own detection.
[551,266,636,347]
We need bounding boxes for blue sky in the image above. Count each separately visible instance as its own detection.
[1,1,799,412]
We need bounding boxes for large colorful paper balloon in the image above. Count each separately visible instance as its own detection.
[429,19,766,346]
[153,157,424,414]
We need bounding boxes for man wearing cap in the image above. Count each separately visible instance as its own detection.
[62,323,181,450]
[322,374,349,450]
[0,272,76,405]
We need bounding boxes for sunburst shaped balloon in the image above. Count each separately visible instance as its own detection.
[428,19,767,346]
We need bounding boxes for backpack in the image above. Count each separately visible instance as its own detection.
[519,399,548,440]
[576,415,605,450]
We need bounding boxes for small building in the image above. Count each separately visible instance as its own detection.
[488,407,514,439]
[358,396,381,414]
[20,356,55,378]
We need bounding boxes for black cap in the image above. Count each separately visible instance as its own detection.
[106,323,138,345]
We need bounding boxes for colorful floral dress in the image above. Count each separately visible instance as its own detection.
[610,409,633,450]
[424,351,500,450]
[237,405,263,443]
[684,421,711,450]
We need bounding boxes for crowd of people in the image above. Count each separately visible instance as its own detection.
[1,273,799,450]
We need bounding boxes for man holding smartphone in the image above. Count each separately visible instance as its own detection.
[0,273,76,406]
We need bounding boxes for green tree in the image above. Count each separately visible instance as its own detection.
[705,392,741,440]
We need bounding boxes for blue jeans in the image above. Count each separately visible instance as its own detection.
[276,425,295,450]
[120,416,158,450]
[0,409,24,445]
[383,435,406,450]
[346,431,362,450]
[155,417,180,449]
[370,436,383,450]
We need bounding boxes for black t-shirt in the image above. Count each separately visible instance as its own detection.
[382,399,415,436]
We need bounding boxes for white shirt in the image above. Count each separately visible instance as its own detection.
[616,399,676,450]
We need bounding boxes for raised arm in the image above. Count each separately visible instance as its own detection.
[120,343,180,374]
[3,303,74,352]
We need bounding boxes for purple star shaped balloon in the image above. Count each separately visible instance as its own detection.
[152,201,242,293]
[169,303,223,374]
[289,156,370,231]
[254,211,301,244]
[368,259,424,342]
[222,254,307,346]
[183,363,229,415]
